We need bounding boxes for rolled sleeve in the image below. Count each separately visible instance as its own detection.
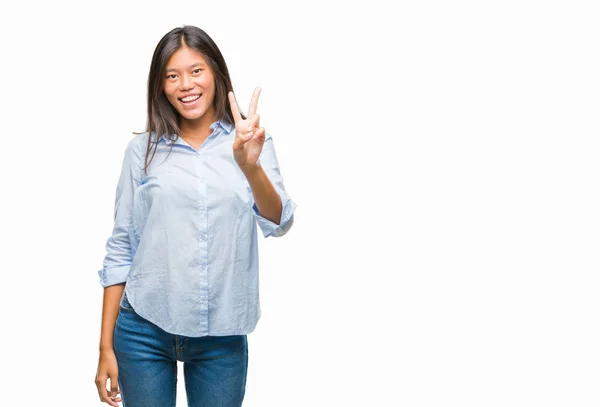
[97,136,143,287]
[251,132,297,238]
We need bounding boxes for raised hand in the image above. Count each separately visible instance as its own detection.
[228,87,266,174]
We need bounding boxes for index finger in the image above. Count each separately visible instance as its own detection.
[247,87,262,117]
[228,91,242,124]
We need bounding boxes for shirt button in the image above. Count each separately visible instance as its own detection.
[200,234,207,241]
[201,264,207,270]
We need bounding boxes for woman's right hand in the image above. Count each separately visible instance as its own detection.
[95,349,121,406]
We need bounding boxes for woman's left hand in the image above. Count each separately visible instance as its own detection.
[228,87,266,174]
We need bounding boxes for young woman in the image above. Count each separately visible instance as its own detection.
[94,25,296,407]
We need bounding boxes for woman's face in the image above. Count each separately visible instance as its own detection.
[163,46,216,123]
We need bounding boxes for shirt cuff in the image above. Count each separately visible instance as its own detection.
[252,195,297,238]
[98,264,130,287]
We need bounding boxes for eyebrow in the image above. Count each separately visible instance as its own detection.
[166,62,205,73]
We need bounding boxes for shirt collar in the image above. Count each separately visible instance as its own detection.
[211,117,234,133]
[158,117,234,144]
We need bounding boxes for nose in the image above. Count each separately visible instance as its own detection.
[180,75,193,90]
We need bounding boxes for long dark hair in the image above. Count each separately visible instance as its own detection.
[140,25,245,173]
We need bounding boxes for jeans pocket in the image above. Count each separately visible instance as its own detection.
[120,291,135,313]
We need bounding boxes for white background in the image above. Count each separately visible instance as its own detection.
[1,0,598,406]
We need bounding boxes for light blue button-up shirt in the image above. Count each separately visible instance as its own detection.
[97,118,296,337]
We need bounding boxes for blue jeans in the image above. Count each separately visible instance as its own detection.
[113,292,248,407]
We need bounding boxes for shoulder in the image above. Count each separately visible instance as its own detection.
[120,132,151,168]
[126,132,152,156]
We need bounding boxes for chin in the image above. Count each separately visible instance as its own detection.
[179,110,203,120]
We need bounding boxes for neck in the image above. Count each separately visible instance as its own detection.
[179,110,218,140]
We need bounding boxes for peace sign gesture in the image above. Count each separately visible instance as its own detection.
[228,87,266,174]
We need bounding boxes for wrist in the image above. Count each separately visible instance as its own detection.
[241,161,262,178]
[100,344,114,353]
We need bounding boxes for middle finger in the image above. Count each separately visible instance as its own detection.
[247,87,261,117]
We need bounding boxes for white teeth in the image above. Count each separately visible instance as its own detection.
[181,94,201,102]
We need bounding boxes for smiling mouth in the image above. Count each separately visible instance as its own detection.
[179,94,202,104]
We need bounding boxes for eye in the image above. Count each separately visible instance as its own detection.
[192,68,201,74]
[167,74,177,79]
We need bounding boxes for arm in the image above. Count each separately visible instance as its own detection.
[243,132,297,238]
[96,284,124,406]
[227,89,296,238]
[97,136,143,287]
[99,283,125,351]
[243,164,281,224]
[95,137,142,406]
